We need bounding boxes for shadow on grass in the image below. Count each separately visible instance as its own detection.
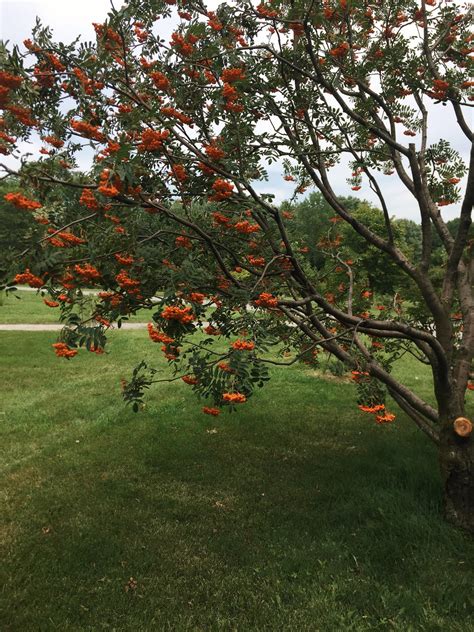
[2,332,473,630]
[4,414,472,630]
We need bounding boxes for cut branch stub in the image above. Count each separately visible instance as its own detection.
[453,417,473,438]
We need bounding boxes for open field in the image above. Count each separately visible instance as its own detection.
[1,327,473,631]
[0,289,154,325]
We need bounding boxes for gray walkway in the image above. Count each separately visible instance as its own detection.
[0,323,149,331]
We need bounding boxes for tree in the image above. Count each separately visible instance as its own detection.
[287,193,418,296]
[283,191,359,269]
[0,0,473,530]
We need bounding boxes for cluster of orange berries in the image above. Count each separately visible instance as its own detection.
[60,271,76,290]
[170,164,187,182]
[89,345,104,355]
[232,339,255,351]
[70,119,105,142]
[170,31,199,57]
[187,292,206,304]
[44,52,64,72]
[74,264,101,282]
[358,403,385,413]
[212,211,231,226]
[288,22,305,36]
[93,22,122,50]
[234,220,260,234]
[42,135,64,149]
[133,21,149,43]
[161,106,192,125]
[13,269,44,288]
[0,71,22,112]
[114,253,134,266]
[207,10,223,31]
[218,362,234,373]
[48,231,86,248]
[94,315,110,327]
[221,82,243,112]
[147,323,174,345]
[221,67,246,83]
[162,258,177,270]
[329,42,350,58]
[0,129,16,150]
[256,3,279,18]
[204,140,226,161]
[118,103,133,114]
[358,403,396,424]
[5,104,36,126]
[203,69,217,84]
[0,71,23,89]
[254,293,278,309]
[161,343,180,361]
[217,276,231,291]
[79,188,99,210]
[99,140,121,160]
[4,192,42,211]
[278,257,293,271]
[204,324,221,336]
[150,70,170,91]
[182,375,199,385]
[99,291,123,307]
[116,270,141,293]
[33,61,56,90]
[247,255,265,267]
[178,9,192,20]
[52,342,77,359]
[437,196,455,207]
[428,78,450,100]
[351,370,369,383]
[138,128,170,152]
[222,392,246,404]
[44,299,59,308]
[72,67,103,95]
[175,235,193,249]
[375,411,396,424]
[97,169,120,198]
[209,179,234,201]
[162,305,194,324]
[203,407,220,416]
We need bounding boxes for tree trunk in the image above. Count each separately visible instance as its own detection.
[439,421,474,533]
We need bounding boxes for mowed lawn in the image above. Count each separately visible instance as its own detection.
[1,328,474,631]
[0,289,154,324]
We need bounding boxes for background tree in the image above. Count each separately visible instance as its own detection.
[283,191,359,269]
[0,0,472,530]
[0,179,39,274]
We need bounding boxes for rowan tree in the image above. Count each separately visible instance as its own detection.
[0,0,473,530]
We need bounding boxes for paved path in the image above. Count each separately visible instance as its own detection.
[6,286,100,295]
[0,323,149,331]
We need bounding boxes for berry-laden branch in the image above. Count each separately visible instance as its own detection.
[1,0,473,529]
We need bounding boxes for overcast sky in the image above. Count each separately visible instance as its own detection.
[0,0,470,222]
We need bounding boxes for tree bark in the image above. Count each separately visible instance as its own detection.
[439,420,474,533]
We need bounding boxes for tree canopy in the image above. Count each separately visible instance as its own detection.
[0,0,473,530]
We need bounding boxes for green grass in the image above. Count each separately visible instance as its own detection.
[0,289,153,324]
[1,330,473,631]
[0,289,60,323]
